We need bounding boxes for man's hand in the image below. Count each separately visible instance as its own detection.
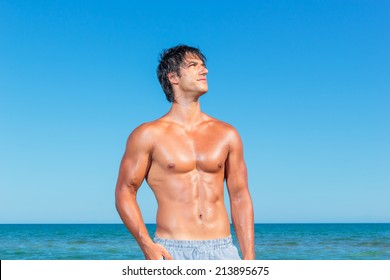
[143,242,173,260]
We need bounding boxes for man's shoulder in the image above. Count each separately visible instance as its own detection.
[125,121,167,150]
[205,115,238,133]
[130,120,166,137]
[204,116,242,145]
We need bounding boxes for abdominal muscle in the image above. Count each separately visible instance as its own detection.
[147,170,231,240]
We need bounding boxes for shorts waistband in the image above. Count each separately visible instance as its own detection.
[154,235,234,250]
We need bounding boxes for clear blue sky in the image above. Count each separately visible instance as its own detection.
[1,0,389,223]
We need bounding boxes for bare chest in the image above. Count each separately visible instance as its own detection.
[152,129,229,173]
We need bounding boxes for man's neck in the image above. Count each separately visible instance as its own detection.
[166,99,205,129]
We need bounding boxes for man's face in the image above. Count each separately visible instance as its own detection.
[171,54,208,98]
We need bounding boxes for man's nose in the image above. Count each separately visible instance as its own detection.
[200,66,208,75]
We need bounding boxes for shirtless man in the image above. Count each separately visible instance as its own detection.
[115,45,255,260]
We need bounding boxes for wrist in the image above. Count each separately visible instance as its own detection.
[136,230,154,248]
[242,251,255,260]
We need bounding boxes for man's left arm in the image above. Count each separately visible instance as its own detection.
[225,127,255,260]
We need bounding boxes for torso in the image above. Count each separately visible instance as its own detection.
[145,115,233,240]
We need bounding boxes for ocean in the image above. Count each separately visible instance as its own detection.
[1,223,389,260]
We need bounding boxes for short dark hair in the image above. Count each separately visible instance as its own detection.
[157,45,206,102]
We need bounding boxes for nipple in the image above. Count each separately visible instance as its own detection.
[167,162,175,169]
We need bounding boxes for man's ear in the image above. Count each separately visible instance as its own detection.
[168,72,179,85]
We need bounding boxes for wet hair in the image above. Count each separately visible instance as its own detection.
[157,45,206,102]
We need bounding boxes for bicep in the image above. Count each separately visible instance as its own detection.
[225,129,248,195]
[116,127,153,194]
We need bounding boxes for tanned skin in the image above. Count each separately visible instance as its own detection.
[115,54,255,260]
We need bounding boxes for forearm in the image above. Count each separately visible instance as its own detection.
[231,191,255,260]
[115,187,154,253]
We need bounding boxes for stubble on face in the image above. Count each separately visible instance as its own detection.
[181,54,208,92]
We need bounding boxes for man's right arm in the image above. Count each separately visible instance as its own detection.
[115,124,172,260]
